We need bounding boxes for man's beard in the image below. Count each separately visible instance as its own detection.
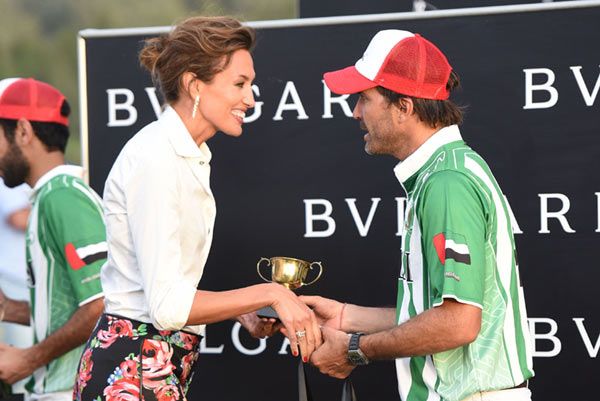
[360,122,375,155]
[0,143,30,188]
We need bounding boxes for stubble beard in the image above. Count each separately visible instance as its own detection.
[361,120,397,157]
[361,121,376,156]
[363,130,389,157]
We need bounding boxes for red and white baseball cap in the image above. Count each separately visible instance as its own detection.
[0,78,69,126]
[324,30,452,100]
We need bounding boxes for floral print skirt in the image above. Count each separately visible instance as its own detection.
[73,313,202,401]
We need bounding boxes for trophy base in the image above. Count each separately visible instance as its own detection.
[256,306,280,320]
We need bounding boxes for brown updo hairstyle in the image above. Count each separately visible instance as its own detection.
[139,16,256,104]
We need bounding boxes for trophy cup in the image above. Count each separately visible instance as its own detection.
[256,256,323,319]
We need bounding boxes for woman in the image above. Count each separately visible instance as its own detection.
[74,16,321,401]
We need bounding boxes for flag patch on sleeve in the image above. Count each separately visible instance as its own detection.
[65,242,108,270]
[433,233,471,265]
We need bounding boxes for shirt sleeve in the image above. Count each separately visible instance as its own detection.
[124,147,198,331]
[42,186,106,306]
[418,170,489,309]
[0,181,30,218]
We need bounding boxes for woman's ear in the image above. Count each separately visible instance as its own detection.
[181,72,200,99]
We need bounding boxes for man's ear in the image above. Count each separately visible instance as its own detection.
[393,98,414,122]
[15,118,35,146]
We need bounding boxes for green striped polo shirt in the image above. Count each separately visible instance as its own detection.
[25,165,106,395]
[394,125,534,401]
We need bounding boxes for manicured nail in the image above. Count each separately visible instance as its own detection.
[303,356,308,363]
[293,350,298,357]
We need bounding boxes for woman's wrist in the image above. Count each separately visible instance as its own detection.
[262,282,284,307]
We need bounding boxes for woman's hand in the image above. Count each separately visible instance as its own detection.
[266,283,323,362]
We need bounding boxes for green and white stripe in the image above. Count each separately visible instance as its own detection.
[394,126,533,401]
[25,166,105,395]
[463,155,533,383]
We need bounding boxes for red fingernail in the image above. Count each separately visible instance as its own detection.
[303,356,308,363]
[293,350,298,357]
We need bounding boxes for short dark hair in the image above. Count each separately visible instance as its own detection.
[376,70,464,128]
[0,99,71,152]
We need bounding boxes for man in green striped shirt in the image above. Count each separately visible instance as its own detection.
[304,30,534,401]
[0,78,105,401]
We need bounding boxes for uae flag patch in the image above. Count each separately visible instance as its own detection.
[65,242,108,270]
[433,233,471,265]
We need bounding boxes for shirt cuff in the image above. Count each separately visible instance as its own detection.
[150,280,197,331]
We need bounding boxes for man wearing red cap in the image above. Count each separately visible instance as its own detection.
[303,30,534,401]
[0,78,105,401]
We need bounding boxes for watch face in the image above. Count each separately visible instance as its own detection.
[348,350,368,365]
[347,333,369,365]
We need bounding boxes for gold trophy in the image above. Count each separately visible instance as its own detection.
[256,256,323,319]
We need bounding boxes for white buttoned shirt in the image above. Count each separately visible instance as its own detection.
[102,106,216,335]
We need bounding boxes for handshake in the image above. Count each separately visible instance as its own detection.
[236,256,383,379]
[239,294,361,380]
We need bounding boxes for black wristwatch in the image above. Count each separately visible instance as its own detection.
[347,332,370,365]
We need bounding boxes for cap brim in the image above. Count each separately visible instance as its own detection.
[323,66,377,95]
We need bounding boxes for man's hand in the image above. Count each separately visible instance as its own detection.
[7,207,30,232]
[0,343,35,384]
[238,312,281,338]
[310,326,355,379]
[0,288,6,309]
[0,288,30,325]
[300,295,345,330]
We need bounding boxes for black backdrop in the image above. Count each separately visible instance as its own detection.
[298,0,574,17]
[80,3,599,401]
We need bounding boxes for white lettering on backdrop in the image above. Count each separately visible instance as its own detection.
[105,66,600,125]
[304,193,599,237]
[523,65,600,109]
[197,317,598,358]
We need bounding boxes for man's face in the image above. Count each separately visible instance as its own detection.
[352,88,401,157]
[0,124,30,188]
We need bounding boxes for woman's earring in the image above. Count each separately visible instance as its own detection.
[192,95,200,119]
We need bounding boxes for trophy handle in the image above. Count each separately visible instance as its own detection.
[304,261,323,286]
[257,257,272,282]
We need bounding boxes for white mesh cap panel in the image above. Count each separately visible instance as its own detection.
[355,30,415,80]
[0,78,21,99]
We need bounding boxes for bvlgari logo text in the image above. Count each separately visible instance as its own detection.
[200,317,599,359]
[105,80,352,127]
[303,193,600,238]
[523,65,600,109]
[104,64,600,127]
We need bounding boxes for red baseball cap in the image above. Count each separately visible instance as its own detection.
[0,78,69,126]
[324,30,452,100]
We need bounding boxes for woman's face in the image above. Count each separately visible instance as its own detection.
[197,49,256,137]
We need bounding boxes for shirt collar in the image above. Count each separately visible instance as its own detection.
[31,164,84,197]
[393,125,462,184]
[161,106,212,162]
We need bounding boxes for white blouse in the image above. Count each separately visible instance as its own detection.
[101,106,216,335]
